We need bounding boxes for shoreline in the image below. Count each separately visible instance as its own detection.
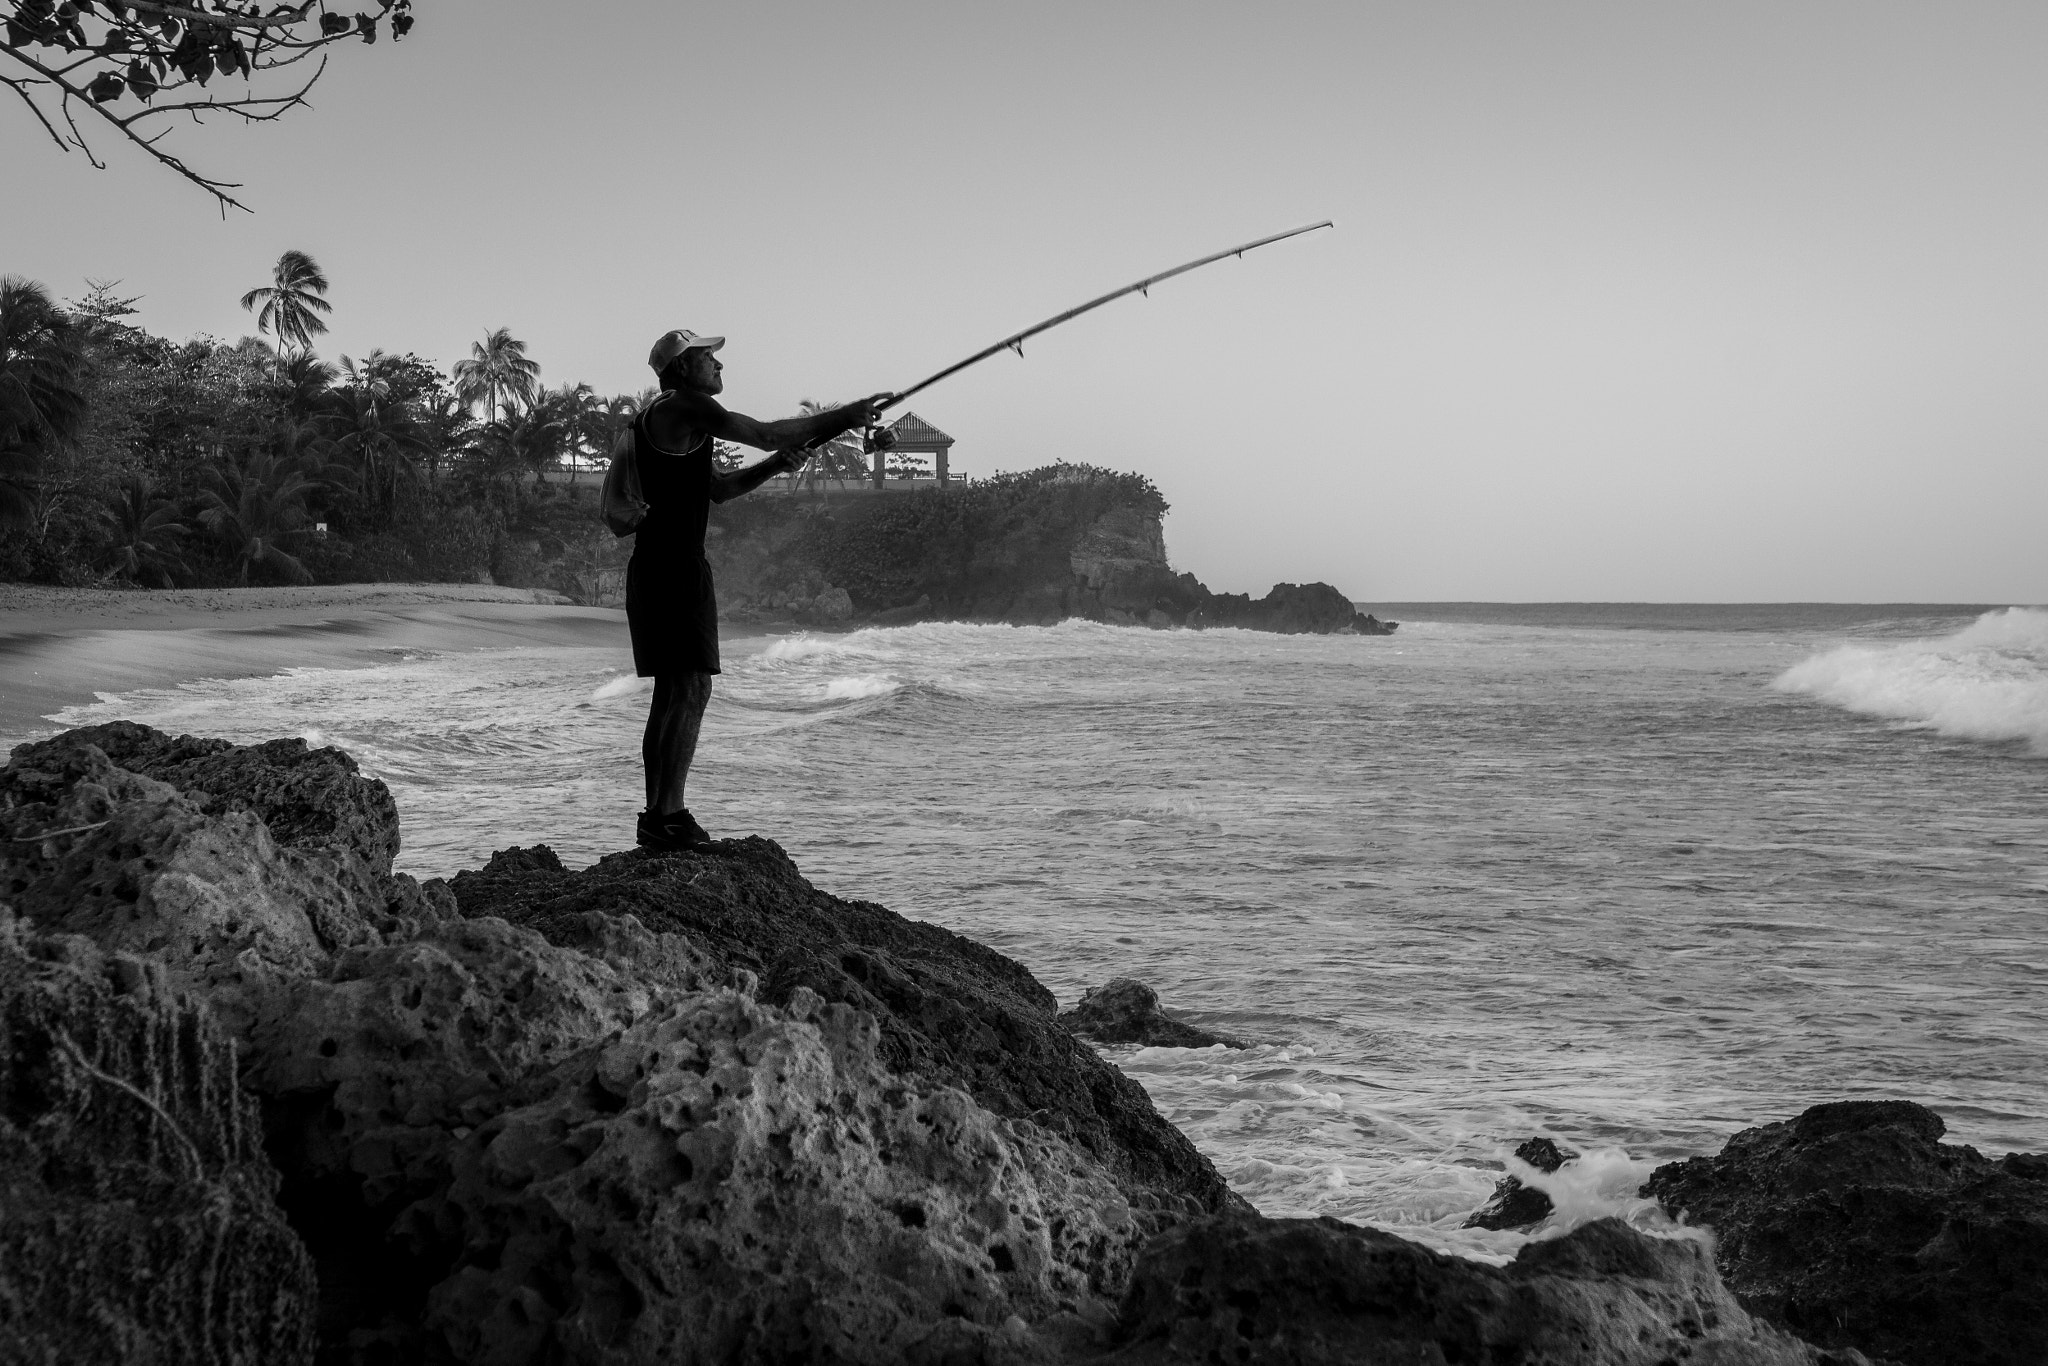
[2,583,718,744]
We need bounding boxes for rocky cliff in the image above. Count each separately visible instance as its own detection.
[12,723,2015,1364]
[689,465,1396,634]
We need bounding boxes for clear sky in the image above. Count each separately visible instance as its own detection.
[8,1,2045,601]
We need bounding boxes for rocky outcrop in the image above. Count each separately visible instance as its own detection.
[0,722,452,1039]
[448,843,1238,1218]
[8,722,1908,1366]
[0,911,317,1364]
[1190,581,1397,635]
[1642,1100,2048,1366]
[1463,1136,1579,1231]
[695,464,1398,635]
[1102,1214,1865,1364]
[406,985,1149,1364]
[1058,978,1244,1050]
[0,725,1224,1362]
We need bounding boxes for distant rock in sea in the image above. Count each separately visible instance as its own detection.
[9,721,1993,1364]
[1058,977,1246,1050]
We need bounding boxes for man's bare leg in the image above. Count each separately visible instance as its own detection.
[643,671,712,816]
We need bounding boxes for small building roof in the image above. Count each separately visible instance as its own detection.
[884,411,954,449]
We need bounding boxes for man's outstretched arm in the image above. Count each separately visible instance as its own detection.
[695,394,890,453]
[708,448,806,504]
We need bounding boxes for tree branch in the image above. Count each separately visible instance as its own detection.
[4,0,408,209]
[113,1,319,34]
[1,70,67,151]
[114,56,325,129]
[2,42,267,210]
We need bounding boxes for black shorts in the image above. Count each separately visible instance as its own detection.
[625,551,720,677]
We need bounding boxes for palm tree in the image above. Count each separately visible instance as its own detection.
[533,381,603,477]
[417,393,472,485]
[96,475,188,588]
[338,349,410,406]
[326,386,428,513]
[450,327,539,425]
[0,276,89,529]
[794,397,866,493]
[270,351,337,423]
[238,251,330,359]
[469,400,566,500]
[197,448,320,584]
[238,250,333,357]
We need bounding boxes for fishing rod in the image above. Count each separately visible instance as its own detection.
[806,220,1333,456]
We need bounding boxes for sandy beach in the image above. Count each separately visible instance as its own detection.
[0,583,636,746]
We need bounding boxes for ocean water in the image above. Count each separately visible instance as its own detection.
[38,603,2048,1262]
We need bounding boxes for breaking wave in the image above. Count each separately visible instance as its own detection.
[1774,607,2048,755]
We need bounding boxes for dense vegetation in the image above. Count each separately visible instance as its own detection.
[0,260,679,593]
[0,254,1192,619]
[777,465,1167,611]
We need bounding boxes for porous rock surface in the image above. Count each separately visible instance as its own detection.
[1057,978,1244,1050]
[0,724,1201,1362]
[0,909,317,1364]
[408,984,1148,1364]
[1463,1135,1579,1232]
[1642,1100,2048,1366]
[1100,1214,1865,1364]
[0,721,452,1036]
[449,843,1239,1216]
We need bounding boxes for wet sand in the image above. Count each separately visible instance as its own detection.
[0,584,638,747]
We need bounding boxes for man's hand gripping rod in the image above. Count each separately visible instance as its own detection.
[798,219,1334,462]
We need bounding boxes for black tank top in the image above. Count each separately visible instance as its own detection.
[632,392,714,559]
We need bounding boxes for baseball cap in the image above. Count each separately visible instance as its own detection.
[647,329,726,372]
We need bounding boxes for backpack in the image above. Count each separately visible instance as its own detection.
[600,399,662,537]
[600,428,645,537]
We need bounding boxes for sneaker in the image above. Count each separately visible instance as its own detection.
[663,807,714,848]
[635,810,675,851]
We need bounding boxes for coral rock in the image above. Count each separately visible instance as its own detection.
[1105,1214,1865,1364]
[0,910,317,1364]
[1642,1100,2048,1366]
[409,985,1143,1364]
[449,840,1240,1218]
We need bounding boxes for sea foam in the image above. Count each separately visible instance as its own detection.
[823,675,899,701]
[1773,607,2048,755]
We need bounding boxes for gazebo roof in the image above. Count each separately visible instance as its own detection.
[884,411,954,449]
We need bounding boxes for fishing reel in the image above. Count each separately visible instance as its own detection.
[862,423,899,456]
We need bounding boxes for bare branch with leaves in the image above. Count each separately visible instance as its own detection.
[3,0,415,212]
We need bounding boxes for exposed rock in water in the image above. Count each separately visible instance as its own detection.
[1058,978,1245,1050]
[1186,581,1396,636]
[1102,1214,1866,1364]
[1642,1100,2048,1366]
[1463,1135,1579,1231]
[0,910,318,1364]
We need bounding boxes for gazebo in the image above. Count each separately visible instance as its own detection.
[875,411,956,487]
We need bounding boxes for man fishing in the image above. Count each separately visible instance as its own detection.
[628,328,887,851]
[624,223,1330,853]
